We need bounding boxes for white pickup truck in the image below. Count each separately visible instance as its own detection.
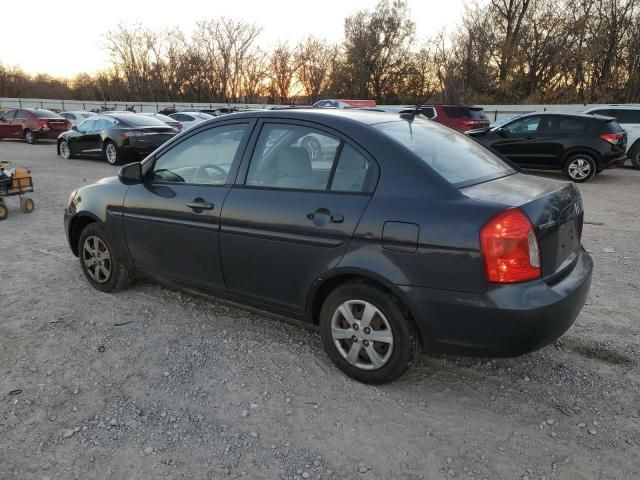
[583,105,640,169]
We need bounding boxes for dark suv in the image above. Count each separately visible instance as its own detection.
[466,112,627,182]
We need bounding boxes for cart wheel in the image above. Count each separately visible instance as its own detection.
[0,203,7,221]
[20,197,34,213]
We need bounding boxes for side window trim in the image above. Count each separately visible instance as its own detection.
[146,119,256,187]
[235,118,380,195]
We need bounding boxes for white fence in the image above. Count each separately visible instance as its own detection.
[0,97,626,120]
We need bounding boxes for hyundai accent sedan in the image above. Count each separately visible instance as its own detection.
[64,109,593,384]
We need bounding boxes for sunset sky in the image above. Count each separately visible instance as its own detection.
[1,0,467,78]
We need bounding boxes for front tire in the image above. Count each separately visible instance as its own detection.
[564,154,596,182]
[78,223,133,292]
[0,201,7,221]
[319,282,418,384]
[24,129,36,144]
[104,141,121,165]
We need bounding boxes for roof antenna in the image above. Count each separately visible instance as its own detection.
[400,95,430,121]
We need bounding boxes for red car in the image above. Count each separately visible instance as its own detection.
[0,108,70,144]
[421,105,490,132]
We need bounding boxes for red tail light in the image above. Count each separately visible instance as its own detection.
[600,133,623,145]
[480,208,541,283]
[39,119,48,127]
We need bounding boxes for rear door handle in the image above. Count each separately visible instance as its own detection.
[186,198,214,212]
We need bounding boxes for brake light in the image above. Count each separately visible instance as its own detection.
[600,133,623,144]
[480,208,541,283]
[39,119,48,127]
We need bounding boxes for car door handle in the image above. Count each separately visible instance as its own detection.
[306,209,344,224]
[186,199,214,212]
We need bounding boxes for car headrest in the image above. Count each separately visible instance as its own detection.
[277,146,312,177]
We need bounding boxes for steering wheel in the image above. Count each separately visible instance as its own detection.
[194,164,227,184]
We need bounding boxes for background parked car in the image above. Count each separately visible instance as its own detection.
[583,105,640,169]
[139,112,183,132]
[59,111,96,127]
[377,104,489,132]
[169,111,214,130]
[57,113,177,165]
[0,108,70,144]
[466,112,627,182]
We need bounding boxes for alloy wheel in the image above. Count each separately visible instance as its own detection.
[105,143,118,165]
[567,158,592,180]
[60,141,71,159]
[82,235,112,283]
[330,299,394,371]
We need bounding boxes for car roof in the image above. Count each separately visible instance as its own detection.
[220,108,402,126]
[514,111,610,120]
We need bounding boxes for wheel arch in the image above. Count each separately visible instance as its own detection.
[68,213,101,256]
[306,267,421,342]
[560,147,601,167]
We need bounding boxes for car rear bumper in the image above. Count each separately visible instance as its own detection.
[35,129,68,139]
[400,248,593,356]
[605,155,627,169]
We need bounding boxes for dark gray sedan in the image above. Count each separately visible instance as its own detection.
[64,109,592,384]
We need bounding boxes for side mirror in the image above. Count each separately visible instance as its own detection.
[497,127,510,138]
[118,162,143,184]
[71,125,79,132]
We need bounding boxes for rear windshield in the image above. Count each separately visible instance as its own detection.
[603,119,625,133]
[444,106,486,119]
[33,109,63,119]
[375,119,515,187]
[115,114,168,127]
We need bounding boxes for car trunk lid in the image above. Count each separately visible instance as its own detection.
[461,173,583,281]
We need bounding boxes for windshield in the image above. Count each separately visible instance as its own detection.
[443,106,487,120]
[375,119,515,187]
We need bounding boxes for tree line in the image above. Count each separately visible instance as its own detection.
[1,0,639,105]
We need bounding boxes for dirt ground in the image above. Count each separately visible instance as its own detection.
[0,139,638,480]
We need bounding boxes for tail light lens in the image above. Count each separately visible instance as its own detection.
[600,133,623,145]
[38,119,49,128]
[480,208,541,283]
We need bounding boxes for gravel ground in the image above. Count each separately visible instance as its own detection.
[0,139,639,480]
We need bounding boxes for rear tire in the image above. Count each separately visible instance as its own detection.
[78,223,134,292]
[629,145,640,170]
[563,154,596,182]
[0,201,7,221]
[104,141,120,165]
[24,129,36,144]
[319,282,418,384]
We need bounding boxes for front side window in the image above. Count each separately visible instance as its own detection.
[152,124,249,185]
[77,118,96,133]
[502,115,541,135]
[375,119,515,188]
[246,124,340,191]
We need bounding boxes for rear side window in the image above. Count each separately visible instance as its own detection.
[15,110,28,120]
[613,109,640,124]
[443,107,486,119]
[246,124,340,191]
[375,119,515,188]
[543,116,587,135]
